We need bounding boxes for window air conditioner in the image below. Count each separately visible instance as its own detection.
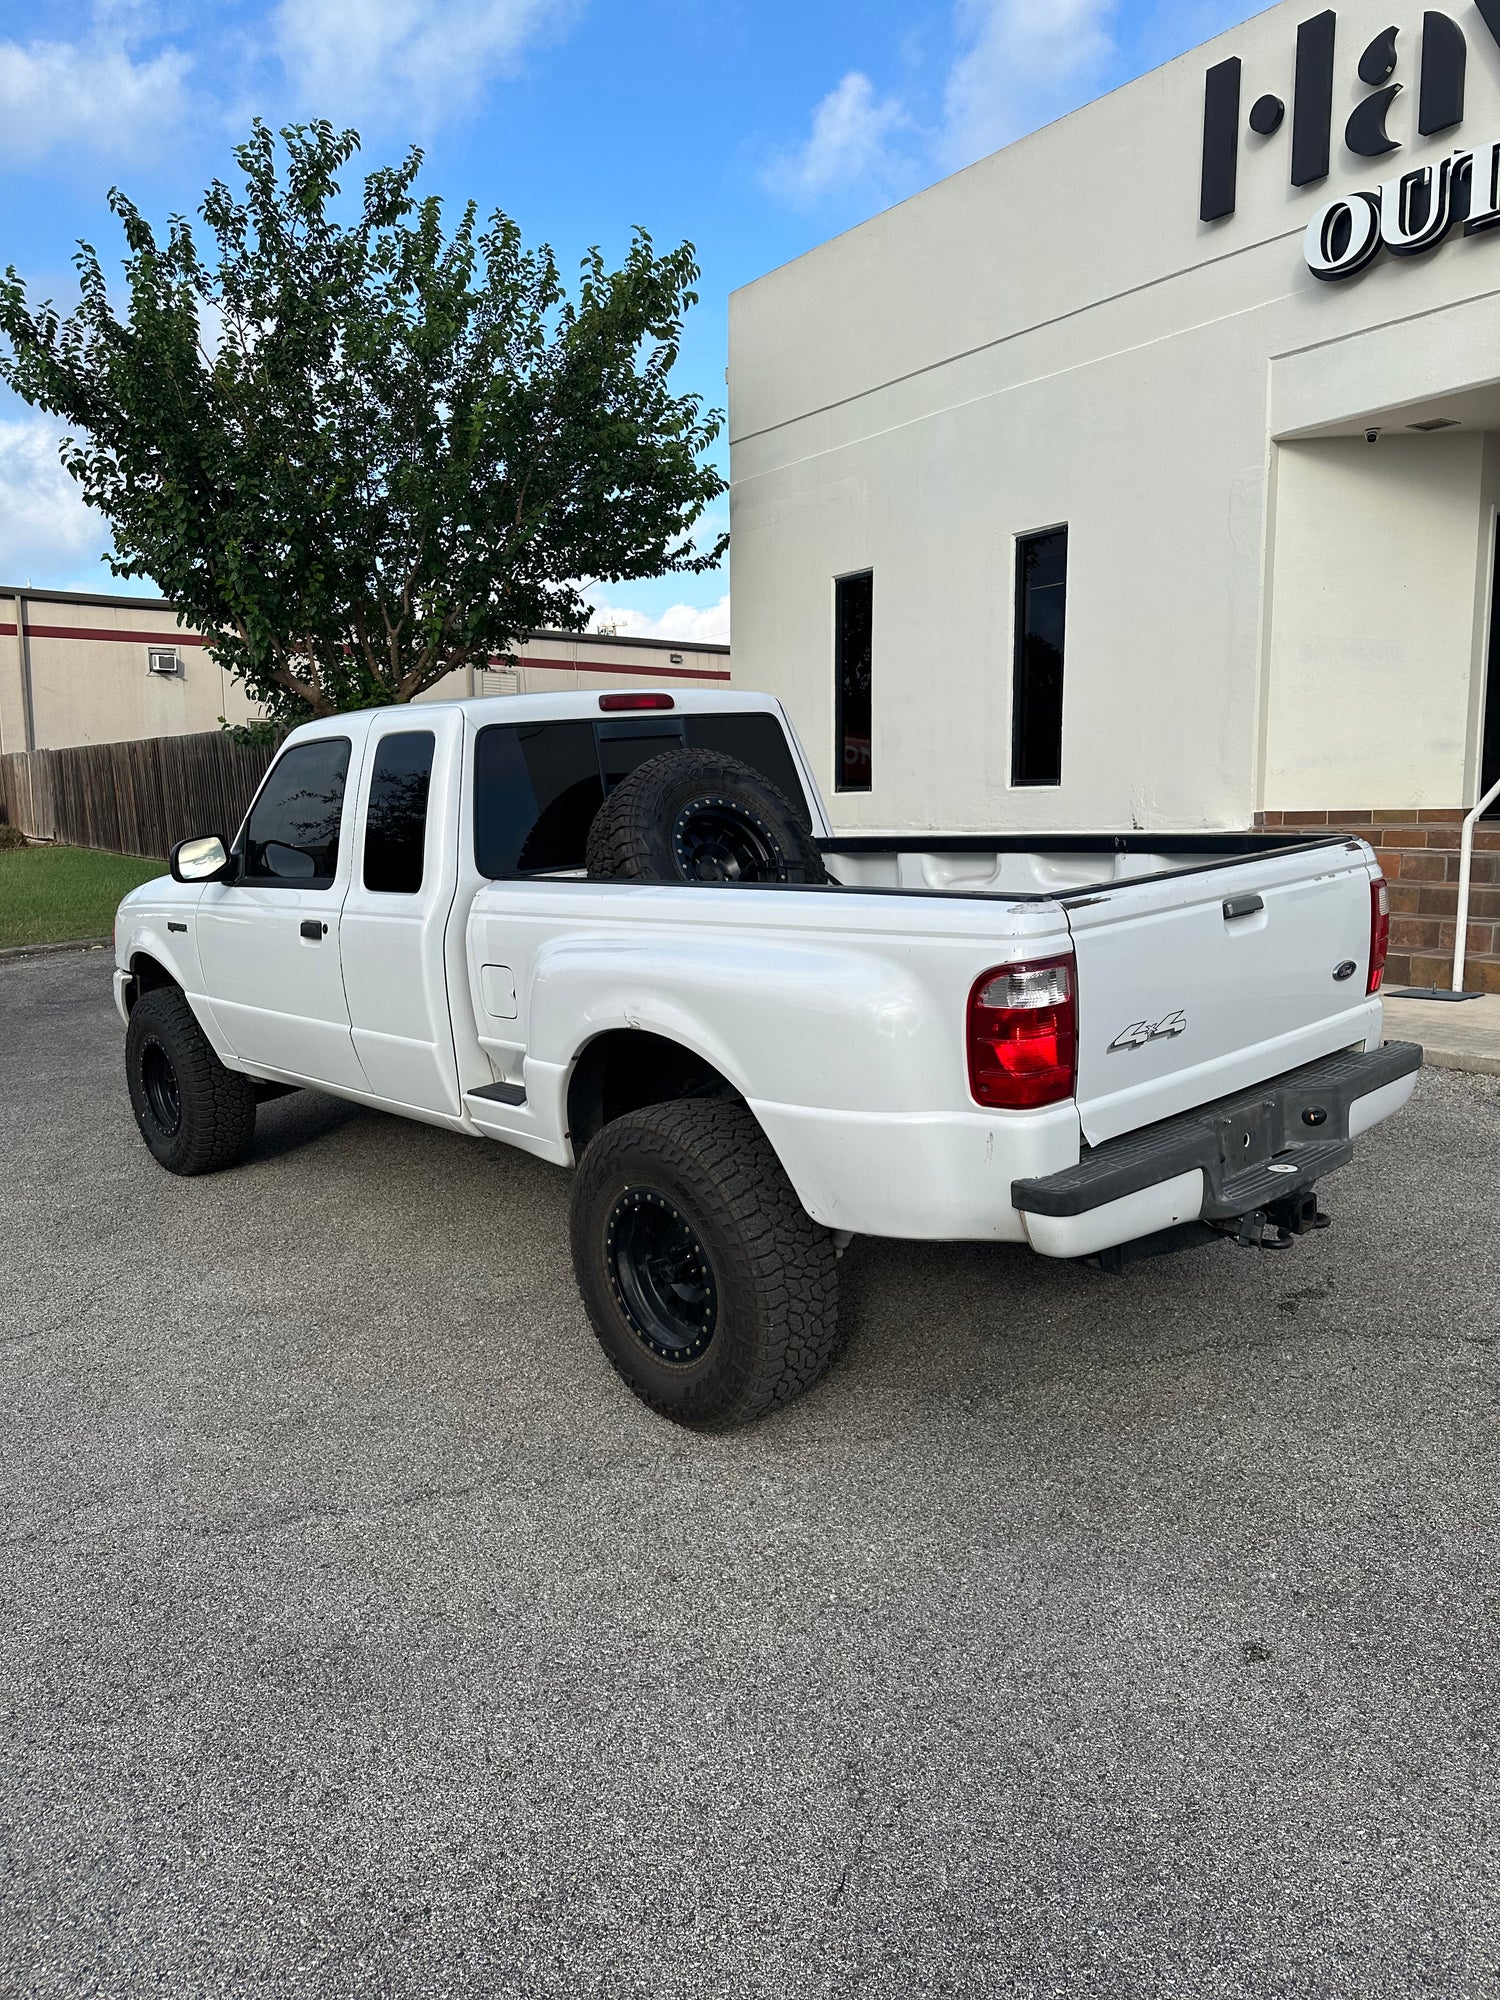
[147,648,181,676]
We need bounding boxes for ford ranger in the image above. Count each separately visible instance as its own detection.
[112,689,1419,1427]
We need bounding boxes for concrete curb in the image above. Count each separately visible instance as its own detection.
[1411,1046,1500,1078]
[0,936,111,964]
[1383,994,1500,1082]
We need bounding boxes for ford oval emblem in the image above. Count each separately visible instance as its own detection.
[1333,960,1357,981]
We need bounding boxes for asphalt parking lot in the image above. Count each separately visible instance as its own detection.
[3,948,1499,1999]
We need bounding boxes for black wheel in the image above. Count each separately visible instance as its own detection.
[570,1098,841,1429]
[125,986,257,1176]
[585,749,827,886]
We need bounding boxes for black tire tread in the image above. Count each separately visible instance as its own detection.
[126,986,257,1176]
[570,1097,840,1429]
[584,748,826,886]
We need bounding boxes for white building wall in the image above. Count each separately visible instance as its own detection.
[730,0,1500,830]
[1262,434,1490,809]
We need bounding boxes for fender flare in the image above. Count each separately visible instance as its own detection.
[119,925,237,1061]
[121,927,193,1005]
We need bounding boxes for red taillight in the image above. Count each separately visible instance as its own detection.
[967,955,1077,1110]
[599,692,675,712]
[1367,874,1390,993]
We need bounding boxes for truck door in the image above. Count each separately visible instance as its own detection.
[338,712,462,1117]
[195,728,368,1091]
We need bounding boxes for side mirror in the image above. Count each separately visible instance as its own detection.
[170,833,233,884]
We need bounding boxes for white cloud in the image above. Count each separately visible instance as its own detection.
[939,0,1114,170]
[587,593,730,646]
[762,71,913,208]
[274,0,573,127]
[0,414,112,583]
[0,17,192,166]
[765,0,1117,206]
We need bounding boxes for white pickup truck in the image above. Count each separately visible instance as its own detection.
[114,688,1419,1427]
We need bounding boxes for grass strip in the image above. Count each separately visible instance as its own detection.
[0,843,164,950]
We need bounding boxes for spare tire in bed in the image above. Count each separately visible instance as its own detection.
[584,748,828,886]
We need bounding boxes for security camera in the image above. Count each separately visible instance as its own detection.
[1364,427,1380,443]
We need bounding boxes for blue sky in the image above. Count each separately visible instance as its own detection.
[0,0,1247,637]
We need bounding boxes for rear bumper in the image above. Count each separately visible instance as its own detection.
[1011,1041,1422,1258]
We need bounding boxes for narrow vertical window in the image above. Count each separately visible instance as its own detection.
[1012,528,1068,788]
[835,570,873,792]
[1482,521,1500,812]
[363,730,435,893]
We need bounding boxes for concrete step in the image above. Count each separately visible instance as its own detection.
[1382,990,1500,1068]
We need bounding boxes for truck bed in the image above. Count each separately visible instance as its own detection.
[813,829,1379,1144]
[818,829,1348,901]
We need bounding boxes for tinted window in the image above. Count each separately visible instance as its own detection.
[242,738,351,888]
[598,720,684,790]
[363,731,434,894]
[835,571,873,793]
[474,721,603,878]
[1483,530,1500,810]
[683,713,809,827]
[1012,527,1067,788]
[473,712,813,879]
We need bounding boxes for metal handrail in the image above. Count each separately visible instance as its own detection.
[1451,774,1500,992]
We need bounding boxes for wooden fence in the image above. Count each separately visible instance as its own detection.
[0,731,277,859]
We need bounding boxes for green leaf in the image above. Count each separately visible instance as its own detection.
[0,120,726,720]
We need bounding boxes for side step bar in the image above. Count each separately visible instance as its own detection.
[466,1080,527,1107]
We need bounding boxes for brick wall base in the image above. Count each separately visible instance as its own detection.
[1253,808,1500,993]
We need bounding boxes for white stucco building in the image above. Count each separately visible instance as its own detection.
[729,0,1500,983]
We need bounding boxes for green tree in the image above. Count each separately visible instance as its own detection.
[0,121,727,721]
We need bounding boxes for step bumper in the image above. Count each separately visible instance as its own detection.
[1011,1041,1422,1258]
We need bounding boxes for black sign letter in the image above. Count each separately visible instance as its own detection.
[1418,11,1466,134]
[1200,56,1242,219]
[1292,11,1337,186]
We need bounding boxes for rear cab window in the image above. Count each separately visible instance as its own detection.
[363,731,436,894]
[473,712,808,880]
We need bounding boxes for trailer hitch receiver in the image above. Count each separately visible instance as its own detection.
[1213,1186,1331,1250]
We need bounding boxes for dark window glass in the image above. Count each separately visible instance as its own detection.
[1012,528,1068,788]
[597,719,685,791]
[363,731,434,894]
[473,712,812,878]
[1483,528,1500,814]
[683,713,810,825]
[474,721,603,877]
[242,738,351,888]
[835,571,873,793]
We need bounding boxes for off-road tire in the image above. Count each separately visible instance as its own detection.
[570,1097,841,1428]
[125,985,257,1176]
[584,748,828,886]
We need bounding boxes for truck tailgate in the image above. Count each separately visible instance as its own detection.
[1064,840,1379,1146]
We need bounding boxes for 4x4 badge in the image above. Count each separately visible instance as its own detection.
[1108,1010,1188,1053]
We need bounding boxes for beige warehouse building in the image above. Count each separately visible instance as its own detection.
[729,0,1500,987]
[0,585,731,755]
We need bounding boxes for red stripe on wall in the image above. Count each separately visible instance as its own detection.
[0,621,209,646]
[507,655,730,683]
[0,622,730,681]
